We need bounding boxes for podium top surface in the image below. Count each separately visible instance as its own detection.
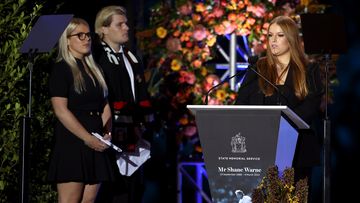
[187,105,309,129]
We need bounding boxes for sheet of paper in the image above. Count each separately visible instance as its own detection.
[91,132,122,152]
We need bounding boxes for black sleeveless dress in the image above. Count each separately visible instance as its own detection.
[47,59,115,183]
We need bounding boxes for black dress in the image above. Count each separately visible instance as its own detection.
[47,59,115,183]
[235,59,323,169]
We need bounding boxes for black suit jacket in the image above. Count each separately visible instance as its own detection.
[93,40,153,123]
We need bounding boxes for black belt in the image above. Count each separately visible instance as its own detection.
[71,110,102,116]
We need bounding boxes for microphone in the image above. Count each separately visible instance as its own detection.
[246,56,284,105]
[205,66,249,105]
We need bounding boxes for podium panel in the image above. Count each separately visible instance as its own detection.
[188,105,307,202]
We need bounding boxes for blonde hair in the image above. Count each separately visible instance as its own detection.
[57,18,107,95]
[259,16,308,99]
[95,6,127,39]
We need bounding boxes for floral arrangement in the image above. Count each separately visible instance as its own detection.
[138,0,278,101]
[137,0,280,157]
[252,166,308,203]
[137,0,327,157]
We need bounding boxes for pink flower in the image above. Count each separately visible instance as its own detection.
[247,5,266,18]
[178,70,187,83]
[207,98,221,105]
[178,1,193,15]
[166,37,182,52]
[246,18,256,26]
[203,74,220,91]
[269,0,277,5]
[193,25,207,41]
[183,125,197,137]
[185,71,196,84]
[178,71,195,84]
[212,7,224,18]
[192,59,202,68]
[222,21,236,34]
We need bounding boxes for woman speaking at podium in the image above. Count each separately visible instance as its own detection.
[235,16,323,187]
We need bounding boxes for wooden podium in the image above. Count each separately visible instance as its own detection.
[187,105,309,202]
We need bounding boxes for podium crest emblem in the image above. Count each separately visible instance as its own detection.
[231,133,247,153]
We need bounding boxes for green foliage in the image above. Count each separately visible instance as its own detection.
[0,0,57,201]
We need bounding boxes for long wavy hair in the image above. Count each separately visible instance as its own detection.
[57,18,107,95]
[258,16,308,99]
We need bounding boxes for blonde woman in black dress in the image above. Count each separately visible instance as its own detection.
[48,18,114,203]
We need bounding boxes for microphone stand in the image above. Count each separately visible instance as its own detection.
[323,54,331,203]
[20,49,36,203]
[205,70,247,105]
[248,67,282,105]
[18,14,74,203]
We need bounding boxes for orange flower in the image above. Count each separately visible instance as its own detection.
[192,59,202,68]
[173,30,181,37]
[179,116,189,125]
[195,3,205,12]
[156,26,167,39]
[192,14,201,22]
[228,13,237,21]
[214,24,225,35]
[195,146,202,153]
[229,93,237,100]
[238,1,245,9]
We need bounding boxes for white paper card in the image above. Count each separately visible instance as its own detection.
[91,132,122,152]
[116,139,151,176]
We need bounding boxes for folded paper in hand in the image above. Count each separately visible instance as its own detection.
[91,132,122,152]
[116,139,151,176]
